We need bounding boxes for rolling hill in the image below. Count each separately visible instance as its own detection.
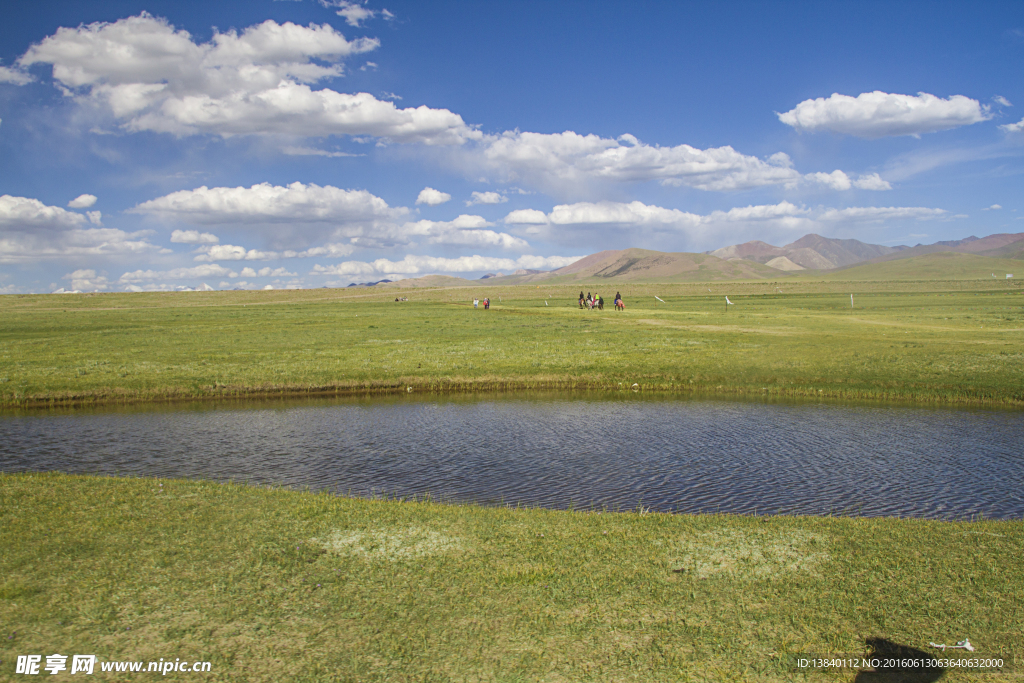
[813,251,1021,281]
[482,248,784,284]
[709,234,907,269]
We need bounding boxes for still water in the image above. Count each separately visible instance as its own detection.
[1,395,1021,519]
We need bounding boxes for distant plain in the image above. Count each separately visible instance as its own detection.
[2,272,1022,409]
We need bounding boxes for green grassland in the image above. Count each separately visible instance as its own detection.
[817,252,1023,281]
[1,473,1021,682]
[1,279,1023,408]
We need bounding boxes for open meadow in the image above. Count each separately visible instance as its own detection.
[1,472,1021,682]
[4,279,1023,680]
[1,279,1022,408]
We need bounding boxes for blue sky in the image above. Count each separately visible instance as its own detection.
[1,0,1022,292]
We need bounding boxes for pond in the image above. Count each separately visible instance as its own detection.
[1,395,1021,519]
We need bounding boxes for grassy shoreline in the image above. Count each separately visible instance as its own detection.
[2,473,1021,681]
[2,283,1023,411]
[4,375,1024,412]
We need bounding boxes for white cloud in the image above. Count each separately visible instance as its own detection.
[19,14,479,145]
[134,182,404,225]
[0,65,32,85]
[702,201,807,223]
[281,146,363,157]
[136,181,530,252]
[547,201,702,228]
[466,191,507,206]
[294,243,355,258]
[778,91,991,138]
[805,170,892,191]
[982,204,1002,210]
[850,173,892,191]
[400,214,528,249]
[194,244,276,262]
[119,264,239,283]
[474,130,804,193]
[171,229,219,244]
[503,209,549,225]
[994,95,1012,107]
[86,211,102,225]
[322,1,377,27]
[64,269,110,291]
[240,266,296,277]
[816,206,948,222]
[68,193,98,208]
[191,241,355,261]
[503,199,947,248]
[505,200,810,230]
[0,194,161,263]
[1,194,87,231]
[1000,117,1024,133]
[416,187,451,206]
[311,253,581,276]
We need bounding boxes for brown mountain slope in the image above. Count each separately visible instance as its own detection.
[710,233,904,269]
[859,232,1024,265]
[709,240,786,261]
[485,248,786,284]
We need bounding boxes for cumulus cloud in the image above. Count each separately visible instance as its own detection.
[0,65,32,85]
[136,182,529,252]
[466,191,507,206]
[399,214,528,249]
[416,187,451,206]
[171,229,219,244]
[321,1,377,27]
[849,173,891,191]
[67,194,98,208]
[806,170,891,191]
[19,13,479,144]
[0,194,161,263]
[778,91,991,138]
[240,266,296,277]
[1000,117,1024,133]
[475,130,804,193]
[816,206,948,222]
[64,269,110,291]
[194,244,275,262]
[505,200,813,242]
[119,264,239,283]
[311,253,581,277]
[192,241,355,261]
[134,182,404,224]
[981,204,1002,211]
[281,146,362,157]
[504,199,947,247]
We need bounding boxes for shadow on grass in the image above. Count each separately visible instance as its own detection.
[853,637,944,683]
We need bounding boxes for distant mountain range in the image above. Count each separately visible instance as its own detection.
[708,231,1024,271]
[371,232,1024,288]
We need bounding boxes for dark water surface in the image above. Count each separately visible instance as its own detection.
[1,395,1022,519]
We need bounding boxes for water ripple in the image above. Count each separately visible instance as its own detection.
[1,396,1022,519]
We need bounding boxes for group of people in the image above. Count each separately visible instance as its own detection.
[473,297,490,309]
[579,291,625,311]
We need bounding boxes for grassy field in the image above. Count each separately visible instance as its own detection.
[1,280,1022,408]
[1,473,1020,682]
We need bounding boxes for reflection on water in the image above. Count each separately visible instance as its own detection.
[1,395,1021,519]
